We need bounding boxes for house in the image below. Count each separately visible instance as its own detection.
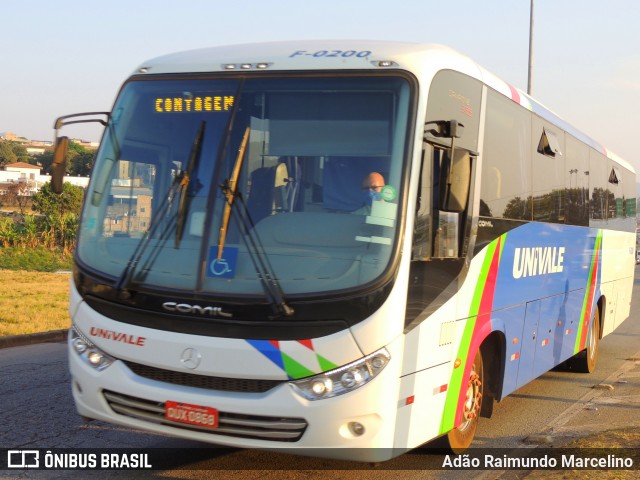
[0,162,42,195]
[0,162,89,196]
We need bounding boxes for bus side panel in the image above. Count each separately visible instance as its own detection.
[395,363,454,449]
[396,243,495,446]
[396,221,623,445]
[599,229,635,335]
[437,223,601,433]
[512,289,588,392]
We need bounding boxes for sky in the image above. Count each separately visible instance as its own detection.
[1,0,639,172]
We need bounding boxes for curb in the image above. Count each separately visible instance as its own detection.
[0,329,68,349]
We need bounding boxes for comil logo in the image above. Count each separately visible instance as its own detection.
[162,302,232,318]
[7,450,39,468]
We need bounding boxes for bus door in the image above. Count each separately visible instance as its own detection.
[405,71,482,326]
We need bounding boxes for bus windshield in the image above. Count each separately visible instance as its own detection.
[77,74,412,297]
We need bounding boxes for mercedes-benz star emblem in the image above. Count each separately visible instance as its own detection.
[180,347,202,369]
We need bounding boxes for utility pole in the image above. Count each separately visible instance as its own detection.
[527,0,534,95]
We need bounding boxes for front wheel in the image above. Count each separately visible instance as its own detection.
[446,348,483,453]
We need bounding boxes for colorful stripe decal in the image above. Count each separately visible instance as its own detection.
[439,234,505,434]
[507,84,533,111]
[508,84,520,105]
[574,230,602,353]
[247,339,339,380]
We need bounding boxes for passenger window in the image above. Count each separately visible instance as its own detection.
[480,89,532,221]
[564,135,589,226]
[532,118,565,223]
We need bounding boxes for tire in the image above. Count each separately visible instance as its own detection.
[445,348,483,453]
[571,304,600,373]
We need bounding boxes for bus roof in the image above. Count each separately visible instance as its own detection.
[135,40,632,173]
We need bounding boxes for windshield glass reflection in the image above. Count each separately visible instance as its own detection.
[77,75,412,297]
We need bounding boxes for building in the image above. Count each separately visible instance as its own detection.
[0,132,18,141]
[0,162,89,196]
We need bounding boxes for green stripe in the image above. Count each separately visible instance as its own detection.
[574,230,602,353]
[281,352,316,379]
[439,236,502,434]
[316,354,338,372]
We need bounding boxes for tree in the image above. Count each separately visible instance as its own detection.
[502,196,532,220]
[37,142,95,176]
[31,182,84,218]
[69,149,95,176]
[10,143,30,163]
[1,181,34,215]
[0,142,18,165]
[31,182,85,253]
[0,141,31,165]
[38,150,54,174]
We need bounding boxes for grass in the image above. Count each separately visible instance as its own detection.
[0,269,71,336]
[522,428,640,479]
[0,248,73,337]
[0,247,73,272]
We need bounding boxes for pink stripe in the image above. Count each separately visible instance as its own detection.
[508,84,521,104]
[455,237,502,425]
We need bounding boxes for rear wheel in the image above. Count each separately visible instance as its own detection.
[446,349,483,453]
[571,305,600,373]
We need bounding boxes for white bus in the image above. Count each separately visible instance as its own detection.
[55,40,636,462]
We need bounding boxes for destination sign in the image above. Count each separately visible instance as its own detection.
[154,95,234,113]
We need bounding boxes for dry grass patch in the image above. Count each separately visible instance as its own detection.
[0,269,70,336]
[524,427,640,479]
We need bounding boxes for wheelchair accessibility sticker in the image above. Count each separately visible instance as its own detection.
[208,246,238,279]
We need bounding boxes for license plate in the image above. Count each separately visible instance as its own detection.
[165,401,219,429]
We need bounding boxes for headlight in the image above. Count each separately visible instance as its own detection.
[70,325,115,372]
[289,348,390,401]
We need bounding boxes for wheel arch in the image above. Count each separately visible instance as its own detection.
[478,330,505,417]
[595,295,605,340]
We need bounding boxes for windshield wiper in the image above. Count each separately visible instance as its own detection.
[223,188,295,318]
[175,120,205,248]
[115,121,205,294]
[218,127,294,318]
[218,126,250,258]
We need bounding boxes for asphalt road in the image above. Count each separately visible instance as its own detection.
[1,267,639,479]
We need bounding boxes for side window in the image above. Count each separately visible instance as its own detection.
[609,162,636,232]
[589,151,611,227]
[412,145,434,260]
[564,135,589,226]
[622,166,637,231]
[531,117,565,223]
[608,161,623,221]
[415,70,482,259]
[480,90,532,220]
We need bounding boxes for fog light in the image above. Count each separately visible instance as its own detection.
[349,422,365,436]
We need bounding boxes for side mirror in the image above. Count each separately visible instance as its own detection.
[425,119,464,140]
[51,136,69,194]
[438,149,471,213]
